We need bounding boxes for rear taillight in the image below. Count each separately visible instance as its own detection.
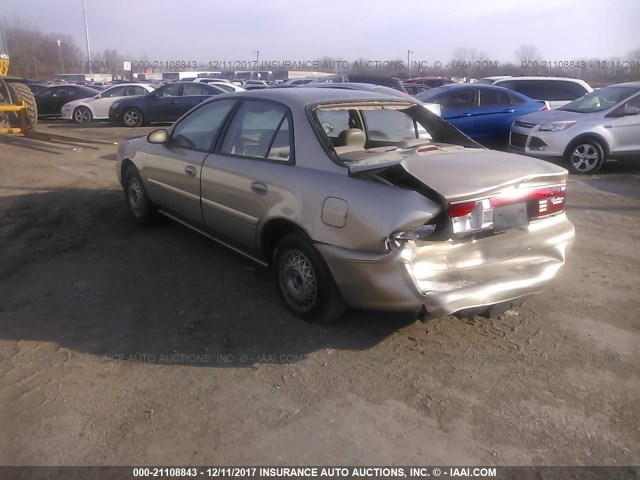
[525,185,566,217]
[448,184,566,235]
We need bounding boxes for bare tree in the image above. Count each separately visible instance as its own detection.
[1,18,83,79]
[515,44,541,63]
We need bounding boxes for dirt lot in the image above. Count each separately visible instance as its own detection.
[0,121,639,467]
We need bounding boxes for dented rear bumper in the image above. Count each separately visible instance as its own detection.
[316,213,575,319]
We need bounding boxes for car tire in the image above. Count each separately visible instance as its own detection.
[565,139,605,175]
[122,108,143,127]
[123,166,160,226]
[5,81,38,129]
[274,233,346,323]
[73,106,93,124]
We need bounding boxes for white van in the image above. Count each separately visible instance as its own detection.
[479,76,593,109]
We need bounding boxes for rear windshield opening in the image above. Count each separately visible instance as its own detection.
[312,102,479,165]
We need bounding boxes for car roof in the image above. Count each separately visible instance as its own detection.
[429,83,519,92]
[493,76,590,84]
[104,82,152,87]
[214,87,417,108]
[608,81,640,89]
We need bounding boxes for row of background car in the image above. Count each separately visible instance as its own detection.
[27,74,639,176]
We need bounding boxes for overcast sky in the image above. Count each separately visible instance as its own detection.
[2,0,639,64]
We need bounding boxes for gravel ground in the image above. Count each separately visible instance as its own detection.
[0,121,638,468]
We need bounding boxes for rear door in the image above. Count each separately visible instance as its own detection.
[142,99,238,225]
[200,99,294,255]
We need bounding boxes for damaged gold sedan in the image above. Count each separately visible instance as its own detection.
[116,88,574,323]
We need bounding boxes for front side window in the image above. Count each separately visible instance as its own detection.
[438,90,475,111]
[157,84,182,97]
[171,99,236,151]
[220,100,292,161]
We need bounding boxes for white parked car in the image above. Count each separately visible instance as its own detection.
[61,83,156,123]
[478,76,593,110]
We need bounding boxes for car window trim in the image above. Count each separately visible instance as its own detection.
[213,97,296,165]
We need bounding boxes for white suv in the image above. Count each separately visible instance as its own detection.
[479,76,593,109]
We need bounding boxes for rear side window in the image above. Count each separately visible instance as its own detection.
[126,86,149,96]
[478,89,510,106]
[500,80,587,101]
[220,100,293,161]
[183,83,209,96]
[507,93,526,104]
[171,99,236,151]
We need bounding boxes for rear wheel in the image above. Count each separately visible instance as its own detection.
[274,233,345,323]
[73,106,93,124]
[565,140,605,175]
[122,108,143,127]
[5,81,38,129]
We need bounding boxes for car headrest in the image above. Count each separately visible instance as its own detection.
[337,128,366,148]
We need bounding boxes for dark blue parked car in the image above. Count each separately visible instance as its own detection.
[109,81,228,127]
[416,84,545,146]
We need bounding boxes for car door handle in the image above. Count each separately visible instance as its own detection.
[185,166,197,177]
[502,109,515,113]
[250,181,268,195]
[461,113,472,117]
[604,125,614,128]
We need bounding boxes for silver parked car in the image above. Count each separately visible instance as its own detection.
[510,82,640,174]
[117,89,575,323]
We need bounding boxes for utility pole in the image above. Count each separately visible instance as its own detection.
[253,50,259,79]
[82,0,92,73]
[57,40,64,74]
[407,50,414,79]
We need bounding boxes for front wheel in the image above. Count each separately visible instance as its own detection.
[122,108,143,127]
[73,106,93,124]
[123,166,160,226]
[565,140,605,175]
[274,234,345,323]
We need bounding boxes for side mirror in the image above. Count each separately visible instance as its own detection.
[147,129,168,144]
[617,105,640,117]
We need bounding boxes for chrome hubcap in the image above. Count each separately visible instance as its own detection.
[124,110,139,126]
[279,250,317,312]
[127,177,145,216]
[571,144,600,172]
[74,108,90,123]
